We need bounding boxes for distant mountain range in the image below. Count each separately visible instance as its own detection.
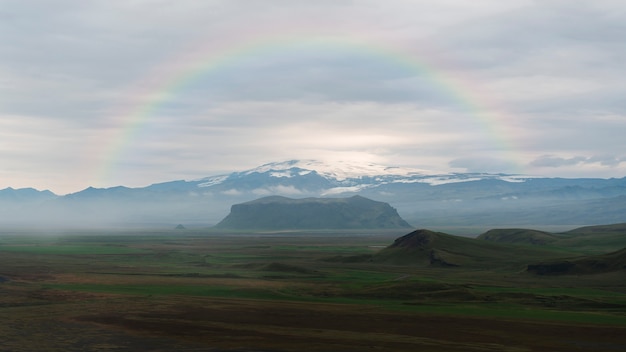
[2,159,626,228]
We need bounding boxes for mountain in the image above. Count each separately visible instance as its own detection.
[0,187,58,226]
[0,187,57,202]
[194,160,531,196]
[190,160,626,227]
[214,195,412,230]
[1,159,626,228]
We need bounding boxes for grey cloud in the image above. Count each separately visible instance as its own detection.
[510,111,626,161]
[432,1,626,118]
[448,157,519,174]
[529,155,588,168]
[439,1,626,67]
[1,0,478,122]
[170,49,460,107]
[530,155,626,168]
[2,1,626,192]
[586,155,624,167]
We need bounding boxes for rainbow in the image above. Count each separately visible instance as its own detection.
[94,33,522,187]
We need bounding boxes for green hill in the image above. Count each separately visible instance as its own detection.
[528,248,626,275]
[477,223,626,254]
[552,223,626,253]
[477,228,560,245]
[562,223,626,236]
[214,195,412,230]
[373,229,561,268]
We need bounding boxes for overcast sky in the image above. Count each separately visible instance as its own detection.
[2,0,626,194]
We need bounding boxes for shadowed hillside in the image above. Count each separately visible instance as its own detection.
[562,223,626,236]
[528,248,626,275]
[476,223,626,253]
[372,229,562,268]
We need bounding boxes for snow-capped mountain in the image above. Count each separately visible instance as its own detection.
[1,159,626,228]
[195,159,531,196]
[235,160,429,180]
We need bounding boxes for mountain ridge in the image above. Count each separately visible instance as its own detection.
[1,159,626,227]
[196,159,532,191]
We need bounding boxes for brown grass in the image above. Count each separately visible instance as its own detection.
[72,296,626,352]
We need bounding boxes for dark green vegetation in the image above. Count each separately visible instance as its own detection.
[477,228,560,245]
[215,195,412,230]
[371,229,566,268]
[528,248,626,275]
[0,225,625,351]
[478,223,626,250]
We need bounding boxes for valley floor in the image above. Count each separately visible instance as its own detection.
[0,230,625,351]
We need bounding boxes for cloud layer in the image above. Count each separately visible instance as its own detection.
[2,0,626,193]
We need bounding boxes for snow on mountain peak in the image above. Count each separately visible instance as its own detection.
[247,160,427,180]
[195,159,529,190]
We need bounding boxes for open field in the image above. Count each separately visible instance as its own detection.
[1,229,625,351]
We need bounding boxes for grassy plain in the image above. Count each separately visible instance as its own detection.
[0,228,625,351]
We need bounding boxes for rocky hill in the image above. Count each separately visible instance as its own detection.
[373,229,518,267]
[214,195,412,230]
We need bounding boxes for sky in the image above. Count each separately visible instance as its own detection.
[2,0,626,195]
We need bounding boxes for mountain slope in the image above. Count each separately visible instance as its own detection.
[527,248,626,275]
[372,229,563,268]
[476,223,626,254]
[562,223,626,236]
[0,187,57,202]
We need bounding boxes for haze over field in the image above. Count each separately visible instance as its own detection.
[2,1,626,194]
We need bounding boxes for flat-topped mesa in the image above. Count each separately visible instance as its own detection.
[214,195,412,230]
